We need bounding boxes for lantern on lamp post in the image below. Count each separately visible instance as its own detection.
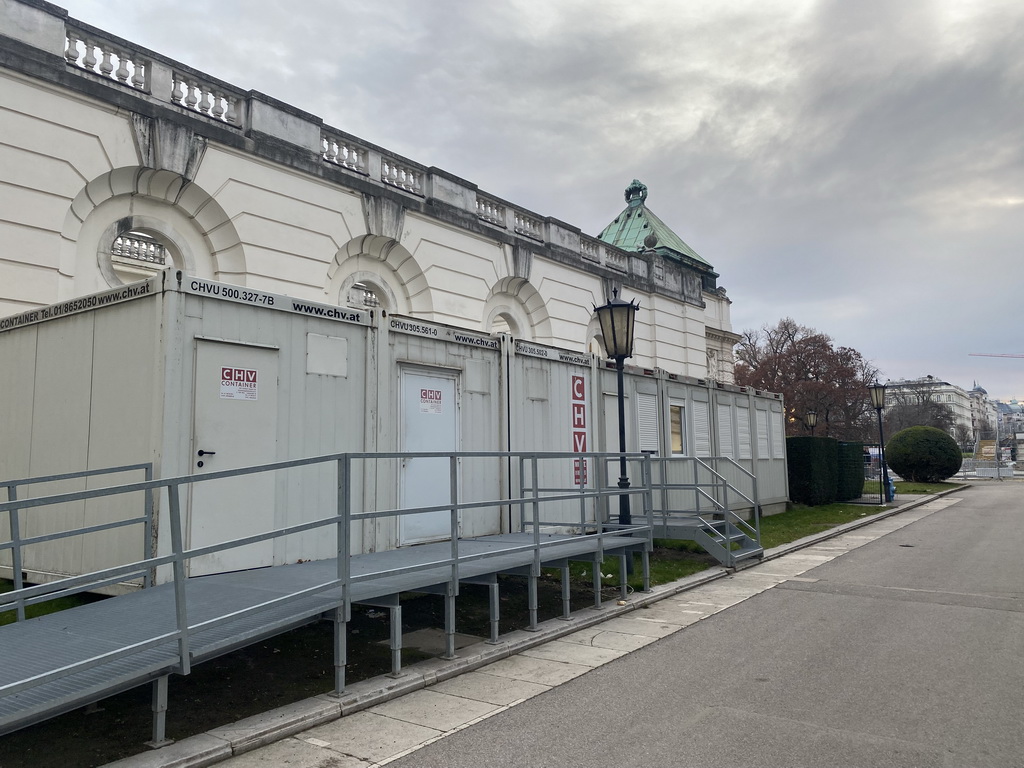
[869,381,892,504]
[805,410,818,436]
[593,289,640,526]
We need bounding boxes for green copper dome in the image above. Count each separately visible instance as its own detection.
[597,180,711,268]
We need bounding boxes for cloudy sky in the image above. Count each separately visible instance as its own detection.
[60,0,1024,401]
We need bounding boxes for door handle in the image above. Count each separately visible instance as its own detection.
[197,450,216,456]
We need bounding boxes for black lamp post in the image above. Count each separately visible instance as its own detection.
[869,381,891,504]
[805,410,818,436]
[593,289,640,526]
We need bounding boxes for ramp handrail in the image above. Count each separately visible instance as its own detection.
[647,456,762,565]
[0,449,653,711]
[2,463,154,620]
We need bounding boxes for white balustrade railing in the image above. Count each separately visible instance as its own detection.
[514,211,543,241]
[112,234,166,265]
[322,134,368,174]
[605,249,628,271]
[381,157,423,195]
[59,20,664,268]
[65,28,147,91]
[476,196,506,227]
[580,237,602,263]
[171,73,239,125]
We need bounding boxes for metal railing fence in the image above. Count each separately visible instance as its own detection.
[1,463,154,621]
[648,456,761,566]
[0,449,654,702]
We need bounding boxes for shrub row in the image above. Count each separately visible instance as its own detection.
[787,437,864,506]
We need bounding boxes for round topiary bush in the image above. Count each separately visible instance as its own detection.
[885,426,962,483]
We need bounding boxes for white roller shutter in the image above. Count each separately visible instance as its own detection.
[737,406,752,460]
[693,401,711,457]
[756,409,770,457]
[717,403,735,459]
[636,392,660,454]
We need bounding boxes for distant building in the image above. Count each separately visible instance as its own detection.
[885,375,997,444]
[995,399,1024,436]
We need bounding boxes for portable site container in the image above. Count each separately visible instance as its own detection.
[373,314,507,545]
[0,271,789,590]
[0,270,373,586]
[505,339,789,527]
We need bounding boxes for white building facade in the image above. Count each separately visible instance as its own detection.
[0,0,738,381]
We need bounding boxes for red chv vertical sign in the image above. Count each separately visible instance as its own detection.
[571,375,588,485]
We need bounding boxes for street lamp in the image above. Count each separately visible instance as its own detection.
[593,289,640,526]
[805,410,818,436]
[869,381,891,504]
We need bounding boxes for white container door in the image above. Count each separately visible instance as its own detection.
[189,340,279,575]
[400,369,459,545]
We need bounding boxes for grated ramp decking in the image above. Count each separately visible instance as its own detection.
[0,532,646,736]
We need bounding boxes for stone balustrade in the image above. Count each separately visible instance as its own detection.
[64,22,242,127]
[513,211,543,241]
[65,25,147,91]
[322,132,369,175]
[380,157,424,196]
[475,195,507,228]
[171,73,240,125]
[580,234,627,271]
[112,234,166,265]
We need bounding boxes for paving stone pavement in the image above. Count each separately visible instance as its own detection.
[104,494,959,768]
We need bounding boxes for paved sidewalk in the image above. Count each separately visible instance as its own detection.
[105,493,957,768]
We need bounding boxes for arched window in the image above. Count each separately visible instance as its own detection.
[97,218,189,287]
[346,281,382,310]
[488,313,515,336]
[338,273,398,314]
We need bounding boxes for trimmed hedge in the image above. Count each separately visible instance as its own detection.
[886,426,962,482]
[837,441,865,501]
[787,436,838,506]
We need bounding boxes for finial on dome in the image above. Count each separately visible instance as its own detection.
[624,179,648,206]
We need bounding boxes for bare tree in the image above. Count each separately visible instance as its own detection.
[884,384,956,435]
[735,318,879,441]
[953,422,973,451]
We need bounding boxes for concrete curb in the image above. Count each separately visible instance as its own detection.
[103,488,967,767]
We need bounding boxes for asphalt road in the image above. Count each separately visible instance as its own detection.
[387,483,1024,768]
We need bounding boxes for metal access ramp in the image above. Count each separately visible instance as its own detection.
[648,456,764,567]
[1,450,654,744]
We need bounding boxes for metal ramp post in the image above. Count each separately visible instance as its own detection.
[146,676,172,749]
[334,455,352,695]
[463,574,501,643]
[166,484,191,675]
[355,595,403,676]
[332,607,347,694]
[527,455,541,631]
[617,553,628,600]
[527,565,539,631]
[443,586,458,660]
[4,484,25,622]
[561,566,571,619]
[446,454,459,659]
[390,603,402,674]
[143,464,155,589]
